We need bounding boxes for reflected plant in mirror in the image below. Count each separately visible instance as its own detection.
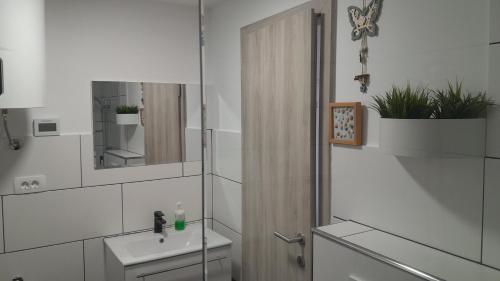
[92,81,202,170]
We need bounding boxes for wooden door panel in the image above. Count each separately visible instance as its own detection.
[241,3,315,281]
[143,83,183,165]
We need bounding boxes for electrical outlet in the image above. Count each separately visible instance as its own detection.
[14,175,47,194]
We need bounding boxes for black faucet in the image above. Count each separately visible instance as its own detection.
[154,211,166,234]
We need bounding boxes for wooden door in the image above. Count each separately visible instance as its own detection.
[143,83,183,165]
[241,3,317,281]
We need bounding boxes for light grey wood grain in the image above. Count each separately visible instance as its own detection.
[143,83,183,165]
[241,3,314,281]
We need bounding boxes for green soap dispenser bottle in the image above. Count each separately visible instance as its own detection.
[174,202,186,231]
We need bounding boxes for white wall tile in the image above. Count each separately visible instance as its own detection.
[81,134,183,186]
[206,174,213,219]
[0,199,3,253]
[214,130,241,182]
[213,176,242,234]
[185,128,203,162]
[123,176,202,232]
[0,135,81,195]
[213,220,242,281]
[331,146,484,261]
[207,129,213,173]
[84,237,107,281]
[0,242,84,281]
[186,128,201,161]
[184,129,213,173]
[491,0,500,42]
[183,161,202,177]
[487,45,500,157]
[483,158,500,269]
[3,185,122,252]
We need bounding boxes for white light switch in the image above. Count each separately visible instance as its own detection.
[14,175,47,194]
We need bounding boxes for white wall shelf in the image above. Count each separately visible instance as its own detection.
[379,118,486,158]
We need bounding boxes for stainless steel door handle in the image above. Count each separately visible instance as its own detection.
[274,232,305,246]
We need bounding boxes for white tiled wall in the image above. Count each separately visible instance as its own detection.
[185,128,203,162]
[122,176,203,232]
[214,130,242,183]
[491,0,500,43]
[0,242,84,281]
[483,158,500,269]
[0,199,3,253]
[214,220,242,281]
[212,129,242,281]
[487,45,500,157]
[213,176,242,234]
[0,133,211,280]
[0,135,81,195]
[3,185,123,252]
[183,161,203,177]
[84,237,107,281]
[331,146,484,261]
[206,174,214,219]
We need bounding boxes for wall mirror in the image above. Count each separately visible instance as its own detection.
[92,81,201,169]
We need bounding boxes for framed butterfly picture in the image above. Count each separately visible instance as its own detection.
[329,102,363,146]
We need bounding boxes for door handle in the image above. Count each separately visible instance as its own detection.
[274,232,305,246]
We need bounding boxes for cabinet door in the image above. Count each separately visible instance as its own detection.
[144,259,231,281]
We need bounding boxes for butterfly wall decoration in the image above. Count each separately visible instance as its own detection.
[348,0,383,93]
[348,0,382,41]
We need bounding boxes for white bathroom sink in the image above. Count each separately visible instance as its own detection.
[105,223,231,266]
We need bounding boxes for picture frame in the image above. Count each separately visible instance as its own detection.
[329,102,362,146]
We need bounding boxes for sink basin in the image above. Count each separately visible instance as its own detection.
[105,223,231,266]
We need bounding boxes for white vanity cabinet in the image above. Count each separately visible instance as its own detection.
[313,222,500,281]
[105,224,232,281]
[313,234,423,281]
[143,257,231,281]
[118,246,231,281]
[0,0,46,108]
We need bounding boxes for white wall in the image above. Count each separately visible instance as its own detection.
[8,0,200,136]
[206,0,309,132]
[482,0,500,270]
[332,0,497,266]
[335,0,489,146]
[0,1,205,281]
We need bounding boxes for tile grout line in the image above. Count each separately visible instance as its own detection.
[82,241,86,281]
[213,218,242,236]
[0,174,202,198]
[212,174,242,185]
[1,196,5,252]
[480,157,486,263]
[79,135,83,188]
[0,219,206,256]
[121,184,125,234]
[485,156,500,160]
[340,229,375,239]
[211,131,215,221]
[349,218,489,267]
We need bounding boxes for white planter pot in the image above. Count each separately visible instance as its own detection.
[379,118,485,158]
[116,114,139,126]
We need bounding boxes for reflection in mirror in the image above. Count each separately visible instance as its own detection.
[92,81,201,169]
